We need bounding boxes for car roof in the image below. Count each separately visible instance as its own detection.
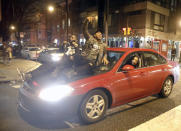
[107,48,158,53]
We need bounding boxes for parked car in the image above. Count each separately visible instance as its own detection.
[38,49,64,63]
[18,48,180,124]
[21,47,42,60]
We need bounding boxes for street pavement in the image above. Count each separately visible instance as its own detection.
[129,105,181,131]
[0,69,180,130]
[0,59,41,82]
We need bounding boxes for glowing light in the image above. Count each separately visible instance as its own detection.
[179,20,181,27]
[10,25,15,30]
[48,5,54,12]
[39,85,74,102]
[51,53,63,61]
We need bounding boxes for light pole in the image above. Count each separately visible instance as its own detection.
[65,0,69,42]
[46,2,69,43]
[104,0,109,46]
[46,5,55,44]
[9,25,16,43]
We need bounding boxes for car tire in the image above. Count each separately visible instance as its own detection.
[159,76,173,98]
[79,90,108,124]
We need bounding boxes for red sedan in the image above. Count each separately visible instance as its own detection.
[18,48,180,124]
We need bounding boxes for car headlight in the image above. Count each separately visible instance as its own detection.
[51,53,63,61]
[39,85,74,102]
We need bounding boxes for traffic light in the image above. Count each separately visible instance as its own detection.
[122,27,132,35]
[127,27,132,35]
[123,28,126,35]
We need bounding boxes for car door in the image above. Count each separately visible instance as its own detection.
[113,52,149,104]
[142,51,166,94]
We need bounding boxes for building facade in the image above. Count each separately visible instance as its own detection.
[100,0,181,59]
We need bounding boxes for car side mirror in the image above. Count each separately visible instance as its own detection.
[122,65,135,72]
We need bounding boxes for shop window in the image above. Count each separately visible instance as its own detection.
[153,41,160,51]
[162,43,167,51]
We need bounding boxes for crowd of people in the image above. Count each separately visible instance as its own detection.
[51,16,110,78]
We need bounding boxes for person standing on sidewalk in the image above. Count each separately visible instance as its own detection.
[171,46,176,61]
[6,45,13,62]
[2,42,8,64]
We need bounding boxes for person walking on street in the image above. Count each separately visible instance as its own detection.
[171,46,176,61]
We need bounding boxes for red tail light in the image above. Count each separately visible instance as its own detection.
[32,81,39,87]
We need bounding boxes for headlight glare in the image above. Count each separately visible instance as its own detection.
[51,53,63,61]
[39,85,74,102]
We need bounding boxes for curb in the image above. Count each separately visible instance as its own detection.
[0,79,22,84]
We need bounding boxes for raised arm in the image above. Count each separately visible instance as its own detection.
[83,17,95,40]
[83,19,91,40]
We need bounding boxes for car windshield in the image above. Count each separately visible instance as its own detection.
[30,50,124,83]
[94,51,124,73]
[50,51,124,82]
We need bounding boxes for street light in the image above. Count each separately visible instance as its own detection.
[10,25,15,30]
[48,5,55,13]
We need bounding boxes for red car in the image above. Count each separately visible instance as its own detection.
[18,48,180,124]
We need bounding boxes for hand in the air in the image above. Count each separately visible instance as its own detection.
[102,57,109,65]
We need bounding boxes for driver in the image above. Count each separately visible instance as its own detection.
[127,56,139,68]
[131,56,139,68]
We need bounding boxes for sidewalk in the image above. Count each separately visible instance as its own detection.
[129,105,181,131]
[0,59,41,82]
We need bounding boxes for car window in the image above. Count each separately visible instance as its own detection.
[143,52,166,67]
[118,52,143,72]
[29,48,40,51]
[158,54,167,64]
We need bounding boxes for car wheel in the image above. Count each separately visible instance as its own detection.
[159,77,173,98]
[79,90,108,124]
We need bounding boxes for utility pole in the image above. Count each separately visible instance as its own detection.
[104,0,109,45]
[66,0,69,42]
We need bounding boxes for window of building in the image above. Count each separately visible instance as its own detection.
[128,10,143,16]
[151,12,165,32]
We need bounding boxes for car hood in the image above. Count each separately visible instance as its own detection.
[27,64,94,87]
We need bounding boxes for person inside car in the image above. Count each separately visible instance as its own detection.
[126,56,139,68]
